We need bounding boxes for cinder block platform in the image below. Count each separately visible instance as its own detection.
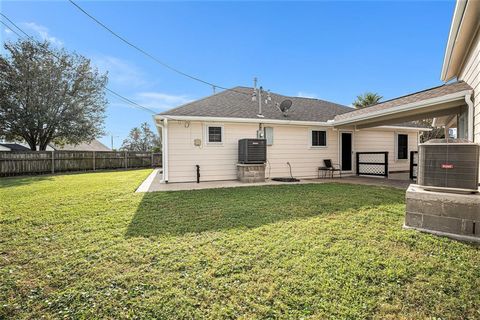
[237,164,266,183]
[405,184,480,243]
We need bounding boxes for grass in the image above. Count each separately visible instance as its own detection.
[1,170,479,319]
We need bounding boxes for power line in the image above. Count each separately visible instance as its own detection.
[0,20,25,39]
[0,13,157,114]
[67,0,250,96]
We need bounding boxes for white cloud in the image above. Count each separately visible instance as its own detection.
[135,92,192,111]
[107,91,192,112]
[22,22,63,46]
[297,91,318,99]
[4,28,13,35]
[93,55,147,88]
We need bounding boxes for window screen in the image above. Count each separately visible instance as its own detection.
[312,130,327,147]
[397,134,408,159]
[208,126,222,143]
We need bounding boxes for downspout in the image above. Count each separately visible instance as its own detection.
[163,118,169,182]
[155,117,169,183]
[465,94,474,141]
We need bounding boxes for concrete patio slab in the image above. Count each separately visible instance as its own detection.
[137,169,410,192]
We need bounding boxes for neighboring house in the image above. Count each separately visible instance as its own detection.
[50,139,111,152]
[154,88,426,183]
[154,0,479,184]
[0,143,32,152]
[0,139,110,152]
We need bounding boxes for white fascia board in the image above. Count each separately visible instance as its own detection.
[153,115,333,127]
[375,125,433,132]
[441,0,468,81]
[333,90,472,126]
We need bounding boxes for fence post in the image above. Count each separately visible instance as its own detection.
[151,153,154,167]
[355,152,359,176]
[125,151,128,169]
[51,151,55,174]
[93,151,96,171]
[384,152,389,178]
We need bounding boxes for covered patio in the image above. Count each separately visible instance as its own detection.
[333,81,474,140]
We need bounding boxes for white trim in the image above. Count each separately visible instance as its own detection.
[154,117,169,183]
[204,124,224,145]
[309,128,328,148]
[154,115,429,132]
[375,125,432,131]
[333,90,472,126]
[156,115,332,127]
[339,130,354,172]
[465,94,474,141]
[441,0,468,81]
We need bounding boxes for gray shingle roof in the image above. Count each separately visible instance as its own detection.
[52,139,111,151]
[0,143,31,151]
[159,86,353,122]
[335,81,472,122]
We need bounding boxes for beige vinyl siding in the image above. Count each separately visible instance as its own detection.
[354,129,418,173]
[167,121,339,182]
[167,121,257,182]
[166,120,421,182]
[458,27,480,176]
[265,126,338,179]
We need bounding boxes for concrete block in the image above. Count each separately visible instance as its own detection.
[405,212,423,228]
[237,164,265,183]
[406,198,441,216]
[405,184,480,240]
[422,214,463,234]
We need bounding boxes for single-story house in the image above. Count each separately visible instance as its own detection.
[154,0,479,184]
[154,88,428,183]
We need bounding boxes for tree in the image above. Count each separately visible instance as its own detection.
[121,122,161,152]
[352,92,383,109]
[415,118,444,143]
[0,39,107,150]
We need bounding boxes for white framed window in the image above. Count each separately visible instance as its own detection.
[310,129,327,147]
[396,133,408,160]
[205,125,224,144]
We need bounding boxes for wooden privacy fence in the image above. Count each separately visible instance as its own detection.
[0,151,162,177]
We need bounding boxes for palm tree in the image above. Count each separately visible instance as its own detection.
[352,92,383,109]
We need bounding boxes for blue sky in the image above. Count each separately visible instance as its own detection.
[1,1,455,149]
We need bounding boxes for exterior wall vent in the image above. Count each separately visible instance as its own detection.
[417,139,479,193]
[238,139,267,164]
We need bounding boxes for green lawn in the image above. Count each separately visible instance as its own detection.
[1,170,479,319]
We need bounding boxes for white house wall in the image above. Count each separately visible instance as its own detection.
[166,120,420,183]
[459,28,480,145]
[354,129,418,172]
[458,27,480,177]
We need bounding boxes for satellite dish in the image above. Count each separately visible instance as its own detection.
[279,99,292,116]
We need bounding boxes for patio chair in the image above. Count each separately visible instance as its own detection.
[318,159,342,178]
